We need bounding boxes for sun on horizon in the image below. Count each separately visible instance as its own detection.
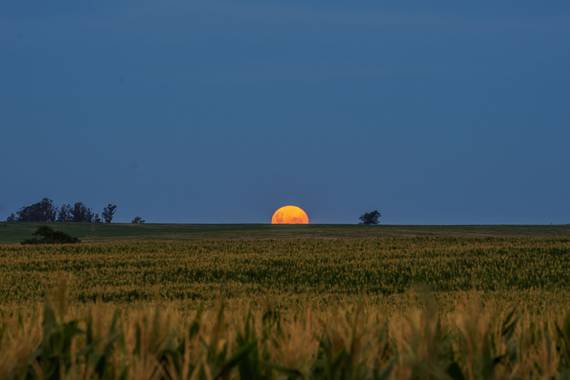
[271,205,310,225]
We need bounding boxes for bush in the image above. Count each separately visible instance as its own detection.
[131,216,145,224]
[359,210,381,225]
[21,226,81,245]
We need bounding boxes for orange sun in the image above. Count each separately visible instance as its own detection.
[271,205,310,225]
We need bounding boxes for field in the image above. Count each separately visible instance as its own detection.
[1,223,570,379]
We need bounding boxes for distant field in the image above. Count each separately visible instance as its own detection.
[1,222,570,243]
[1,223,570,308]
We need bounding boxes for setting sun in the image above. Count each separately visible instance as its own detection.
[271,205,310,225]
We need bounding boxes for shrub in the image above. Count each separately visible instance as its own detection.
[21,226,80,245]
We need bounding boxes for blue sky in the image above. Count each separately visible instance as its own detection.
[1,0,569,224]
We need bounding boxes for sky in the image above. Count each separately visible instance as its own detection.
[1,0,569,224]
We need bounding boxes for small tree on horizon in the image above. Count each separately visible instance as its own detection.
[102,204,118,224]
[359,210,381,225]
[71,202,94,223]
[57,204,73,222]
[131,216,145,224]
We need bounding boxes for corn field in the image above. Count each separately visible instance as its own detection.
[1,228,570,378]
[1,288,570,379]
[1,236,570,306]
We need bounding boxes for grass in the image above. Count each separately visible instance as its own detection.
[2,222,570,244]
[2,223,570,378]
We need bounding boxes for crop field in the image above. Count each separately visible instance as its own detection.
[1,223,570,306]
[1,223,570,379]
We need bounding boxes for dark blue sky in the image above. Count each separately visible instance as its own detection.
[1,1,569,224]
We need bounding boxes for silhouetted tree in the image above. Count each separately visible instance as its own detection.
[102,204,118,224]
[131,216,145,224]
[15,198,57,222]
[21,226,80,245]
[8,199,107,224]
[359,210,381,225]
[71,202,94,223]
[57,204,73,222]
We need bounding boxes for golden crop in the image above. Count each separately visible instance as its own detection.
[0,236,569,307]
[0,288,570,379]
[1,233,570,378]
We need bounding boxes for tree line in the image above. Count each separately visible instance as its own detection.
[6,198,118,224]
[6,197,378,225]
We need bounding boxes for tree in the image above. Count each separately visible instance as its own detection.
[71,202,94,223]
[57,204,73,222]
[102,204,118,224]
[131,216,145,224]
[15,198,57,222]
[359,210,381,225]
[8,199,103,224]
